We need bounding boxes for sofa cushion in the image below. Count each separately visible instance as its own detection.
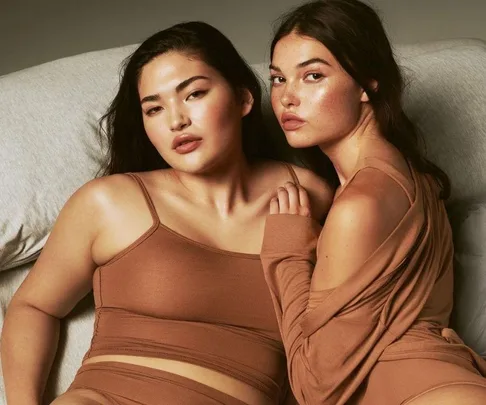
[0,45,136,271]
[397,39,486,206]
[449,203,486,357]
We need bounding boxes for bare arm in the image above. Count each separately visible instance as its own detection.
[1,179,110,405]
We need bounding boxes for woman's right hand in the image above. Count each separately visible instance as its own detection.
[270,181,313,218]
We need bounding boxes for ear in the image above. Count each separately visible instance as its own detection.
[361,79,378,102]
[240,88,254,118]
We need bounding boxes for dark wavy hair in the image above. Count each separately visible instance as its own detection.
[271,0,450,198]
[100,21,290,175]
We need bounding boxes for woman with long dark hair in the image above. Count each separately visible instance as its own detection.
[261,1,486,404]
[1,21,332,405]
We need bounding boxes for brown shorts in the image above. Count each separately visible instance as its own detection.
[68,361,249,405]
[352,358,486,405]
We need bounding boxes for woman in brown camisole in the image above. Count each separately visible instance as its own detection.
[261,1,486,404]
[1,22,334,405]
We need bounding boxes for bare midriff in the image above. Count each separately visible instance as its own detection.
[84,355,272,405]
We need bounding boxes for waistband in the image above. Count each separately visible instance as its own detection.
[69,361,251,405]
[85,308,286,400]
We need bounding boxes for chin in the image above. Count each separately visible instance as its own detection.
[164,154,203,174]
[172,155,225,176]
[284,133,317,149]
[172,161,210,175]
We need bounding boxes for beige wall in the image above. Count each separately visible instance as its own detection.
[369,0,486,45]
[1,0,486,76]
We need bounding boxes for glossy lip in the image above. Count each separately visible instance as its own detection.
[281,112,306,131]
[174,140,202,154]
[171,133,203,150]
[281,112,305,124]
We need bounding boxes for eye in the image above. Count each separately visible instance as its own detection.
[145,106,163,116]
[187,90,207,100]
[270,75,285,86]
[305,72,324,82]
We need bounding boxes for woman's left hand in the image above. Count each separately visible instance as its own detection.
[270,182,312,218]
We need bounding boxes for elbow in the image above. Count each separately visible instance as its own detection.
[4,298,62,327]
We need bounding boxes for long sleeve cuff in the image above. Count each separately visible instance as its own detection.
[261,214,322,258]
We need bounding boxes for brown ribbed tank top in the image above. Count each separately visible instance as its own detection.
[83,167,299,401]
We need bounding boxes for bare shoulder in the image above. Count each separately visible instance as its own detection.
[326,184,381,237]
[74,171,172,210]
[8,173,139,316]
[324,167,411,251]
[75,172,165,251]
[253,160,335,221]
[87,169,177,221]
[344,166,411,219]
[66,174,136,223]
[73,173,129,202]
[290,163,335,222]
[313,170,411,289]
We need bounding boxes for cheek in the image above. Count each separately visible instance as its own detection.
[270,88,282,112]
[309,81,362,129]
[143,117,167,148]
[197,96,240,135]
[142,117,178,164]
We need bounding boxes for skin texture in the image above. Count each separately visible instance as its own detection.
[140,51,252,175]
[270,35,365,146]
[268,31,486,404]
[1,49,333,405]
[269,32,411,291]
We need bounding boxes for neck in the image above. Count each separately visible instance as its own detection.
[320,107,384,186]
[172,153,253,218]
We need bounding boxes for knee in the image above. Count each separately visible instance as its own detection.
[405,384,486,405]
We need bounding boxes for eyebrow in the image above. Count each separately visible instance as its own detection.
[269,57,331,72]
[140,75,209,104]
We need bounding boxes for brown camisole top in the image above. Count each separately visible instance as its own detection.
[82,168,297,401]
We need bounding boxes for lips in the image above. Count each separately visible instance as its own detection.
[171,134,203,154]
[281,112,306,131]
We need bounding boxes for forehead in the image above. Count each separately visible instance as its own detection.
[272,33,337,67]
[138,51,216,93]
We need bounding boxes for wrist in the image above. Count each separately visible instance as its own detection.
[262,214,322,255]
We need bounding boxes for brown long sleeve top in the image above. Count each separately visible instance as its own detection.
[260,158,486,404]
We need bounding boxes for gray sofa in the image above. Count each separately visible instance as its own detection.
[1,38,486,404]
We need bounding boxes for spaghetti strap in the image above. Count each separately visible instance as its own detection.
[126,173,160,226]
[284,163,300,186]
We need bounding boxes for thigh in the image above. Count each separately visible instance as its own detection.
[50,388,114,405]
[68,362,249,405]
[404,383,486,405]
[354,358,486,405]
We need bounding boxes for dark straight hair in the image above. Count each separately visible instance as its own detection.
[271,0,450,198]
[100,21,291,175]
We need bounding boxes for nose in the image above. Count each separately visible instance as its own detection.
[169,108,190,132]
[280,82,300,108]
